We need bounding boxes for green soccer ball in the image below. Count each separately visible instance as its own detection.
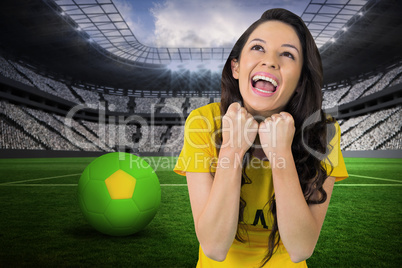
[78,152,161,236]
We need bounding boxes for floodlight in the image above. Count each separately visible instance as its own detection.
[186,62,201,72]
[167,61,185,72]
[204,60,224,73]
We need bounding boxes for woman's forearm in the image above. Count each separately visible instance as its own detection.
[271,151,321,263]
[195,148,243,261]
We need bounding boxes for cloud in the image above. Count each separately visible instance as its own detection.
[114,0,309,48]
[150,0,261,48]
[114,0,156,46]
[150,0,308,48]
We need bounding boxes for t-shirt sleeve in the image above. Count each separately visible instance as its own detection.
[173,109,217,176]
[322,121,348,182]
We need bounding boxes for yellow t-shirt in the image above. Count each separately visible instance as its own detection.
[174,103,348,268]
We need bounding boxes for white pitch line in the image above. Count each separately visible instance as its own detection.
[348,173,402,183]
[0,183,188,187]
[0,173,81,185]
[0,184,78,187]
[1,173,400,188]
[1,183,401,187]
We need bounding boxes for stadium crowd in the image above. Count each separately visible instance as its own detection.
[0,101,78,151]
[0,99,400,153]
[0,52,401,153]
[71,86,102,109]
[103,94,130,113]
[322,63,402,109]
[135,97,161,113]
[1,52,401,113]
[160,97,186,114]
[380,132,401,150]
[340,107,401,150]
[0,116,44,150]
[337,74,382,106]
[0,55,33,86]
[361,65,402,98]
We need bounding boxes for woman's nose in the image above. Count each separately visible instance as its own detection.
[262,53,279,69]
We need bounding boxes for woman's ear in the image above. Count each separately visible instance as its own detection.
[231,59,239,79]
[295,77,304,94]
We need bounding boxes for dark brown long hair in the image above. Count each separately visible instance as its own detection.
[217,8,335,266]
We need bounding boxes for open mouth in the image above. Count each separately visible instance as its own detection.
[251,75,278,94]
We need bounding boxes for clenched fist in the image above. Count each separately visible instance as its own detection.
[258,112,295,162]
[222,102,259,156]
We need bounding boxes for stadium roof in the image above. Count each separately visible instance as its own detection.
[50,0,368,65]
[0,0,401,95]
[53,0,233,66]
[319,0,402,85]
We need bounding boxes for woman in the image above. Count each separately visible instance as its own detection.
[174,8,348,267]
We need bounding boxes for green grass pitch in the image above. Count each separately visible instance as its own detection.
[0,156,401,267]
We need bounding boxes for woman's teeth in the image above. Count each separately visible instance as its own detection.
[252,75,278,87]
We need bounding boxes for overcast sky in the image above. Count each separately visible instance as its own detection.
[114,0,310,48]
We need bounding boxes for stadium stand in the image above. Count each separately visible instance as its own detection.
[0,101,78,151]
[0,0,401,158]
[139,125,168,153]
[0,59,401,155]
[134,97,161,113]
[162,125,185,153]
[0,115,45,150]
[380,132,401,150]
[81,119,137,151]
[1,52,401,156]
[339,114,370,134]
[340,106,401,151]
[103,94,130,113]
[187,97,211,113]
[71,86,102,110]
[337,74,382,106]
[322,86,351,110]
[323,62,402,109]
[0,55,33,87]
[160,97,186,114]
[361,65,402,98]
[53,115,113,152]
[389,74,402,87]
[23,107,101,152]
[10,61,80,103]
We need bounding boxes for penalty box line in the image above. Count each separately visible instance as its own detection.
[0,173,82,185]
[1,173,399,187]
[0,183,401,187]
[0,183,188,187]
[0,173,188,187]
[0,172,188,187]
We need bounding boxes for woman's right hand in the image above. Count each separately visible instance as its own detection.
[221,102,258,156]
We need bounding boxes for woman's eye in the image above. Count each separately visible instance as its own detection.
[282,52,295,59]
[251,45,264,52]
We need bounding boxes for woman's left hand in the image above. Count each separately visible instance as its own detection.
[258,112,295,162]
